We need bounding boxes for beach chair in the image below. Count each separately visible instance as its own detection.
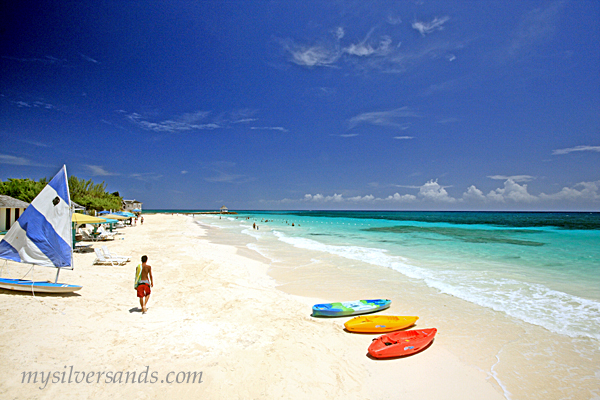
[95,226,117,240]
[81,230,98,242]
[93,248,127,266]
[101,245,131,262]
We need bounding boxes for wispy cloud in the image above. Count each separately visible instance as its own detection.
[22,139,51,148]
[1,55,67,65]
[201,161,252,184]
[280,19,462,74]
[125,112,220,133]
[250,126,289,133]
[394,136,414,140]
[348,107,421,129]
[504,1,564,60]
[123,109,261,133]
[552,145,600,155]
[343,28,393,57]
[411,16,450,36]
[80,53,99,64]
[488,175,535,182]
[129,172,163,181]
[12,100,55,110]
[204,171,248,184]
[85,165,120,176]
[0,154,45,167]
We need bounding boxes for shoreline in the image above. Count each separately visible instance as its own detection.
[0,214,510,398]
[195,213,600,399]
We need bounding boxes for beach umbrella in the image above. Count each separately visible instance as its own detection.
[97,211,110,215]
[132,208,141,212]
[102,214,128,220]
[72,213,109,224]
[97,217,118,224]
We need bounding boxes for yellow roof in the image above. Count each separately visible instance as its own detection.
[102,213,129,220]
[71,213,108,224]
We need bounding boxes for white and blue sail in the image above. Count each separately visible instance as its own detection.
[0,166,80,292]
[0,165,72,267]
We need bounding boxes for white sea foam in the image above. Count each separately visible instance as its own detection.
[246,243,282,263]
[273,231,600,340]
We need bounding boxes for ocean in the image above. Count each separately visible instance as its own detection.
[187,210,599,398]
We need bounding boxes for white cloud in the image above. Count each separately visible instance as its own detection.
[280,19,463,74]
[286,44,341,67]
[486,179,538,203]
[348,195,375,202]
[129,172,163,181]
[303,192,416,204]
[348,107,420,129]
[412,16,450,36]
[250,126,288,132]
[304,193,344,202]
[539,181,600,202]
[506,1,563,58]
[0,154,44,166]
[284,177,600,208]
[393,136,414,140]
[418,179,457,203]
[488,175,535,182]
[344,32,392,57]
[381,193,417,203]
[86,165,119,176]
[552,145,600,155]
[463,185,486,201]
[126,112,220,132]
[80,53,99,63]
[124,110,259,133]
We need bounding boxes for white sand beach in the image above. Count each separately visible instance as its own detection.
[0,214,507,399]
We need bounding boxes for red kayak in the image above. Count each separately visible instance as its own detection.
[368,328,437,359]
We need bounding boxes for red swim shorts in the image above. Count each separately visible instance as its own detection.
[137,284,151,298]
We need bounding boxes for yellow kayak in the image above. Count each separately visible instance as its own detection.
[344,316,419,333]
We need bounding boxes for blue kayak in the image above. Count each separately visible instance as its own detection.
[0,278,82,293]
[312,299,391,317]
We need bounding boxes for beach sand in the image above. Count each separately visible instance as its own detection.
[0,214,505,399]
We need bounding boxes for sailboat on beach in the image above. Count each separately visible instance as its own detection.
[0,165,82,293]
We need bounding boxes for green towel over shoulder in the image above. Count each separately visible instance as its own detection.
[134,264,142,289]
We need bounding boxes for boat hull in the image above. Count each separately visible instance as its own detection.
[312,299,391,317]
[344,316,419,333]
[0,278,82,293]
[368,328,437,358]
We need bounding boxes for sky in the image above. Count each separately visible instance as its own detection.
[1,0,599,211]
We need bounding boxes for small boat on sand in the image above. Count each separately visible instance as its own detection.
[368,328,437,359]
[312,299,391,317]
[344,315,418,333]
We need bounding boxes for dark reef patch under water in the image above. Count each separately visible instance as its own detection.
[365,226,546,246]
[286,211,600,230]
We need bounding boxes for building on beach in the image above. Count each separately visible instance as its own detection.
[123,199,143,212]
[220,205,228,213]
[0,195,29,232]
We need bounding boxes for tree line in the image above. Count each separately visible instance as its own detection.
[0,176,123,212]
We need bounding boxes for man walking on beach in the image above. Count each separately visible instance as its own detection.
[135,255,153,314]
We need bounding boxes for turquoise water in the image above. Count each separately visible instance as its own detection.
[194,211,600,341]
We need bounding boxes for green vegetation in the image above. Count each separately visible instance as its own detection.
[0,176,122,212]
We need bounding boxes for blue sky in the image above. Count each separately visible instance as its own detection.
[1,1,599,211]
